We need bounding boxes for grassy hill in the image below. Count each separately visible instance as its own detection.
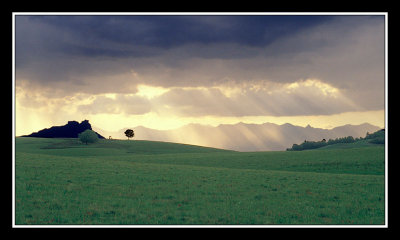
[14,137,385,225]
[317,139,379,150]
[16,137,231,156]
[286,129,385,151]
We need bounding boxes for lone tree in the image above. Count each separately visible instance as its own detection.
[124,129,134,140]
[78,129,99,145]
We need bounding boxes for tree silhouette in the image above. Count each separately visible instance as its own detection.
[124,129,134,140]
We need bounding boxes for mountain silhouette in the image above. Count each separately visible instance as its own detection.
[22,120,105,139]
[93,122,381,151]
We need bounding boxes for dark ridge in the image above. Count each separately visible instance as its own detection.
[21,120,105,139]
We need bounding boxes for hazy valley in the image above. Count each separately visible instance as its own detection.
[93,122,381,151]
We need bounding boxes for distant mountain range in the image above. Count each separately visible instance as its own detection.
[22,120,105,139]
[93,122,381,151]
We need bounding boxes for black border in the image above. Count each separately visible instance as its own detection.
[8,10,392,231]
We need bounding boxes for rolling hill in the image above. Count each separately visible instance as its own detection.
[14,137,385,225]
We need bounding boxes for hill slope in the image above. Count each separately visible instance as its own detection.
[16,137,232,156]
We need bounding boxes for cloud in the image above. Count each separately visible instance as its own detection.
[24,15,331,49]
[69,78,358,117]
[15,14,385,115]
[151,79,359,117]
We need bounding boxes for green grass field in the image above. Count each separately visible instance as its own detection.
[14,137,385,225]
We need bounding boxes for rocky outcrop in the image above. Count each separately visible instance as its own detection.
[22,120,105,139]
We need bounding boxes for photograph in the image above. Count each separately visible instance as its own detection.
[12,12,388,228]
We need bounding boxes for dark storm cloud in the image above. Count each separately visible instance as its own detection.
[16,14,334,92]
[16,14,338,73]
[26,15,332,50]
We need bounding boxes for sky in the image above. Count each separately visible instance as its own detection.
[14,14,386,137]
